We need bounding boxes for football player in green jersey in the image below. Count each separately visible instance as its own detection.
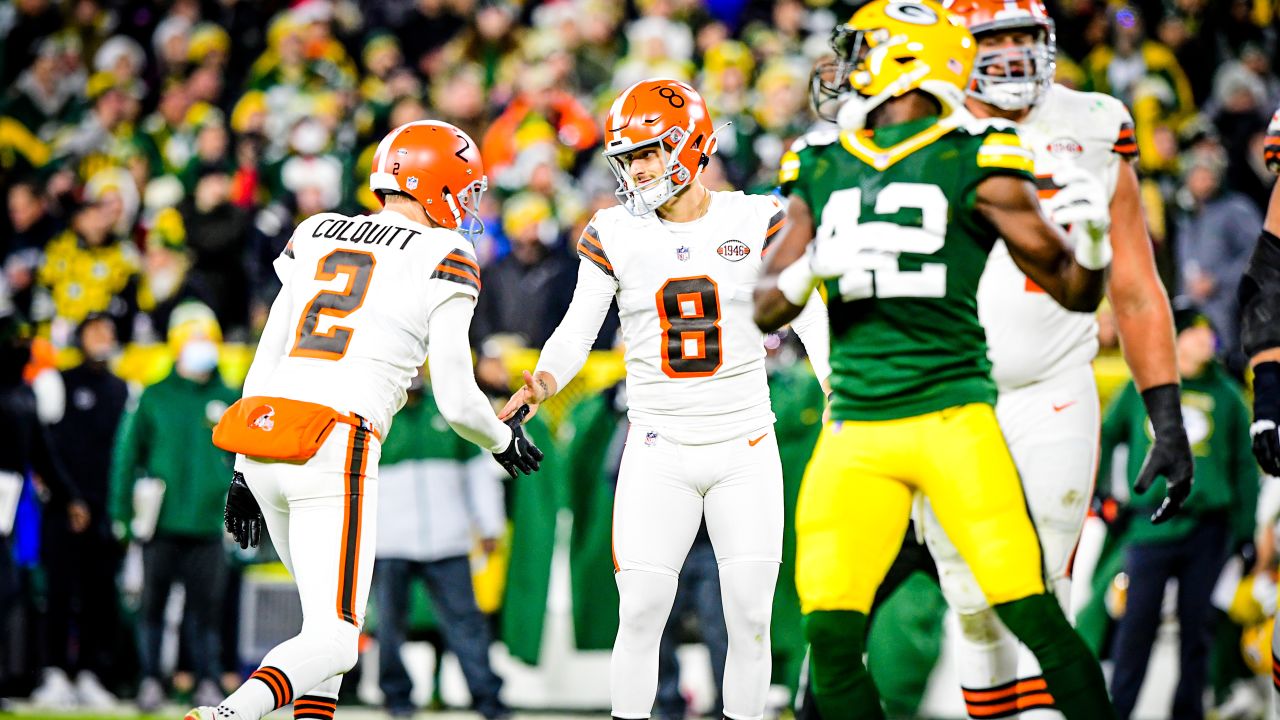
[753,1,1116,718]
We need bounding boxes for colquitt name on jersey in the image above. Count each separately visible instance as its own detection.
[312,217,422,250]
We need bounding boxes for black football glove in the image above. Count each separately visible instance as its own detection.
[494,405,544,478]
[1251,361,1280,476]
[224,471,264,549]
[1133,384,1194,524]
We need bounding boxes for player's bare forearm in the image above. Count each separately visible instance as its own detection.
[1108,161,1178,391]
[755,288,803,331]
[755,194,815,331]
[530,370,557,400]
[498,369,557,421]
[977,175,1106,312]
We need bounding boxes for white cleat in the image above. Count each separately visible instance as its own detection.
[30,667,78,710]
[75,671,118,709]
[184,705,242,720]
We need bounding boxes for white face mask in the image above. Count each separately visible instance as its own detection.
[177,339,219,376]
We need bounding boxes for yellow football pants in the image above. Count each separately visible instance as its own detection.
[795,403,1045,614]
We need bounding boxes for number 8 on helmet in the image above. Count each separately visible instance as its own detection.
[602,79,720,216]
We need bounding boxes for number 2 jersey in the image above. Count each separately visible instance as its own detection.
[535,191,829,445]
[780,113,1035,421]
[241,209,487,437]
[978,83,1137,390]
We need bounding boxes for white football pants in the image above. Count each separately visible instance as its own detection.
[221,422,381,720]
[611,424,782,720]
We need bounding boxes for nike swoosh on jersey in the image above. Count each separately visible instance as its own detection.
[1052,401,1077,412]
[748,433,768,447]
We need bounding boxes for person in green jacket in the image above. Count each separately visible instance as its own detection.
[1101,301,1259,720]
[108,302,239,712]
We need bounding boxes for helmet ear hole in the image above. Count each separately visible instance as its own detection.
[692,134,704,149]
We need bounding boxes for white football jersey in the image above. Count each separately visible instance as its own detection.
[978,83,1137,389]
[247,209,483,435]
[551,191,789,444]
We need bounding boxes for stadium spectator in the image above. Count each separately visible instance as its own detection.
[3,179,61,319]
[178,164,251,340]
[33,313,127,709]
[2,38,78,144]
[1174,145,1262,373]
[373,375,510,719]
[1100,302,1258,720]
[35,194,144,346]
[108,302,237,712]
[52,71,149,184]
[480,66,599,183]
[470,192,576,350]
[1083,5,1196,175]
[0,310,87,710]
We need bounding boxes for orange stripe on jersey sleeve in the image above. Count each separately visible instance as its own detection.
[431,248,482,292]
[762,206,787,256]
[577,223,616,277]
[1112,121,1138,159]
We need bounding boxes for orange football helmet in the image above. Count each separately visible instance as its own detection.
[944,0,1056,110]
[603,79,718,216]
[369,120,488,236]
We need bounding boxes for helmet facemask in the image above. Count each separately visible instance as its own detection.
[809,24,869,122]
[970,23,1055,110]
[443,176,488,239]
[604,123,700,216]
[810,23,938,130]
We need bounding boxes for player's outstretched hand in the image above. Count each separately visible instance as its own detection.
[499,370,547,422]
[494,405,545,478]
[224,471,264,549]
[1133,384,1194,524]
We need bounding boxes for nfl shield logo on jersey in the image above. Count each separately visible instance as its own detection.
[645,430,658,446]
[676,246,690,262]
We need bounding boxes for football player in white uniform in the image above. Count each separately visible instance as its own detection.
[919,1,1194,716]
[185,120,543,720]
[500,79,829,720]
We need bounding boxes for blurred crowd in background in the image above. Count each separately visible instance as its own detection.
[2,0,1277,373]
[2,0,1280,717]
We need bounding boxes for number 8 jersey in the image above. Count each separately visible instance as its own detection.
[536,191,828,444]
[780,115,1035,422]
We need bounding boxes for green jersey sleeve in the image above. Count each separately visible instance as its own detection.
[778,129,839,206]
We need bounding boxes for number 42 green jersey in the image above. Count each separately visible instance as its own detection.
[780,114,1036,421]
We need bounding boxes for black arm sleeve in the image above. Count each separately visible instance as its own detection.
[1240,230,1280,358]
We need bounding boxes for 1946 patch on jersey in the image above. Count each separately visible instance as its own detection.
[717,239,751,262]
[1046,137,1083,158]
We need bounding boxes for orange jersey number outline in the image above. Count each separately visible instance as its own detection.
[656,275,723,378]
[291,249,377,360]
